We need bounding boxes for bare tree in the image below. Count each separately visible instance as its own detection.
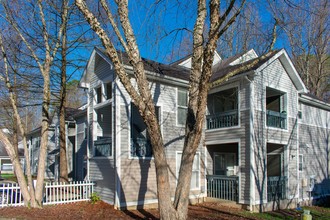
[270,0,330,100]
[1,0,68,207]
[74,0,252,219]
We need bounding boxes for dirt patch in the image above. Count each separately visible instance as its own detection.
[0,201,258,220]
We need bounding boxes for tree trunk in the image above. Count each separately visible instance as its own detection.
[59,1,69,183]
[35,68,51,206]
[0,131,32,205]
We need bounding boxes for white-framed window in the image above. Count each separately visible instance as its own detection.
[177,88,188,125]
[299,154,303,172]
[176,152,200,190]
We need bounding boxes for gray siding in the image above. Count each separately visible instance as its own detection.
[299,103,330,198]
[117,79,205,206]
[89,158,116,204]
[253,58,299,203]
[75,115,87,181]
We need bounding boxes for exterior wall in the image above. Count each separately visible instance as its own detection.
[87,53,116,204]
[252,58,299,206]
[117,79,206,208]
[75,115,87,181]
[205,78,251,204]
[298,102,330,199]
[28,128,57,179]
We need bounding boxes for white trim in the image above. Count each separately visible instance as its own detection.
[249,76,256,209]
[205,125,241,133]
[86,88,90,180]
[298,122,330,129]
[205,138,241,146]
[204,145,207,195]
[208,81,239,94]
[115,80,122,208]
[94,99,112,110]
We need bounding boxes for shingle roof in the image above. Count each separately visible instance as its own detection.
[97,48,190,81]
[210,50,279,83]
[97,47,280,85]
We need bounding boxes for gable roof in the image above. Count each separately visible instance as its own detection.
[79,47,190,89]
[80,47,308,94]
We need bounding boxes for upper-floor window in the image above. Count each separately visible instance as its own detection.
[95,82,112,104]
[96,86,102,104]
[177,88,188,125]
[94,137,112,157]
[266,87,287,129]
[131,103,160,158]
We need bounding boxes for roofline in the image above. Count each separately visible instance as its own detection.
[79,47,113,89]
[299,94,330,111]
[255,49,308,93]
[123,64,189,87]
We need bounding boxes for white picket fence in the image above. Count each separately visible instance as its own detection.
[0,180,94,207]
[0,182,24,207]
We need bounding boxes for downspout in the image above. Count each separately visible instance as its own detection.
[246,75,256,211]
[114,80,121,209]
[86,88,90,180]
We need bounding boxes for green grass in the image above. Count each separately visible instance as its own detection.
[0,173,16,181]
[237,206,330,220]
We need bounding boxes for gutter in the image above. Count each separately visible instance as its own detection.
[299,94,330,111]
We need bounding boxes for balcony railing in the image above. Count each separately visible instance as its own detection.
[266,110,287,129]
[267,176,287,202]
[131,138,152,157]
[206,175,238,201]
[94,137,112,157]
[206,110,238,130]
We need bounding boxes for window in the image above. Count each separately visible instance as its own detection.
[131,103,160,158]
[94,137,112,157]
[106,82,112,100]
[177,88,188,125]
[96,87,102,104]
[176,152,200,190]
[299,154,303,172]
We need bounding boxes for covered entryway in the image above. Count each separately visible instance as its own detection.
[206,143,239,201]
[267,143,287,202]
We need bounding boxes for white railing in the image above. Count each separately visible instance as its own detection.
[0,180,94,207]
[0,182,24,207]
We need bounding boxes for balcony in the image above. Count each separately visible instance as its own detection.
[206,110,238,130]
[94,137,112,157]
[131,138,152,157]
[266,110,287,129]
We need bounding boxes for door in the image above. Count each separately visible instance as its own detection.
[214,153,236,176]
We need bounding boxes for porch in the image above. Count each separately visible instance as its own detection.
[206,143,239,202]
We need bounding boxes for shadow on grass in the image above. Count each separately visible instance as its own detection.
[190,204,256,220]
